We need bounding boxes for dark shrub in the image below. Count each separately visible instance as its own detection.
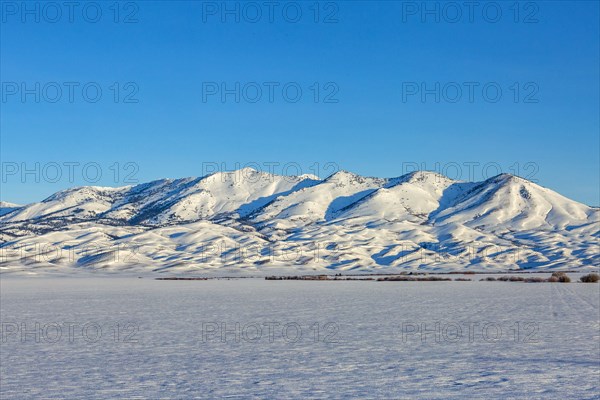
[419,276,452,281]
[524,277,545,283]
[378,276,452,282]
[551,271,571,283]
[580,273,599,283]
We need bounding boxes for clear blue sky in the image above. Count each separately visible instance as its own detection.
[1,1,599,206]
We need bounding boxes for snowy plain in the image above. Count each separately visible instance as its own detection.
[1,278,598,399]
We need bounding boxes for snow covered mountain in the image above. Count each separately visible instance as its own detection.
[0,201,22,217]
[1,169,598,275]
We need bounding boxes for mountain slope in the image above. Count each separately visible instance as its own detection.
[430,174,594,231]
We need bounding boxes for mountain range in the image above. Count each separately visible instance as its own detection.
[1,169,598,275]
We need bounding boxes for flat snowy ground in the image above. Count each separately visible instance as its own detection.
[1,279,598,399]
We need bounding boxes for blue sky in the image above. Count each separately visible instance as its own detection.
[1,1,599,206]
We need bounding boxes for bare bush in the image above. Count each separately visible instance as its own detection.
[524,277,545,283]
[550,271,571,283]
[378,276,452,282]
[580,273,599,283]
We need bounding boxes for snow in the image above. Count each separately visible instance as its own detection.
[1,278,598,399]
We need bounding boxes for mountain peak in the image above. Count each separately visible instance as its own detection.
[326,169,359,179]
[486,173,532,185]
[0,201,21,208]
[297,173,321,181]
[205,167,320,181]
[401,170,455,183]
[238,166,259,174]
[0,201,22,217]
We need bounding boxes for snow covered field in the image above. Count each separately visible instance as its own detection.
[1,278,599,399]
